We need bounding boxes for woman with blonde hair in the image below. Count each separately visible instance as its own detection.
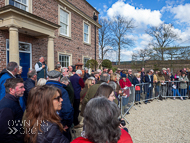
[132,73,141,104]
[80,77,95,116]
[24,85,69,143]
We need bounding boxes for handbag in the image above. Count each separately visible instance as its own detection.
[135,86,140,91]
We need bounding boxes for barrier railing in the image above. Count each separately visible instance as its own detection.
[120,81,190,124]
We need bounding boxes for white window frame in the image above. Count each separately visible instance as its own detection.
[6,0,32,12]
[6,39,32,69]
[83,21,91,45]
[58,53,72,67]
[58,5,71,39]
[10,0,28,11]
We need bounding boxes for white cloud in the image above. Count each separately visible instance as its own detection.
[107,1,163,27]
[170,3,190,24]
[124,34,138,41]
[103,5,108,12]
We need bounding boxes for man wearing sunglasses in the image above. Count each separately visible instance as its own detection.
[46,70,74,142]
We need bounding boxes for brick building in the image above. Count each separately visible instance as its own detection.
[0,0,101,79]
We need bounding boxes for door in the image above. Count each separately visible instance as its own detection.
[6,40,32,81]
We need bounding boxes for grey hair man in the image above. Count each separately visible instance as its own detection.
[0,62,19,100]
[69,69,84,128]
[35,56,48,81]
[23,69,37,106]
[62,67,69,77]
[46,70,74,140]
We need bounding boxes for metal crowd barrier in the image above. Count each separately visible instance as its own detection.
[120,81,190,124]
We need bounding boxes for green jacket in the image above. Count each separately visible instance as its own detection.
[179,76,189,89]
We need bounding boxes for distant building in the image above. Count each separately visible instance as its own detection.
[0,0,101,79]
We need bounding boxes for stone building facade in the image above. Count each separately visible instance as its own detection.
[0,0,100,79]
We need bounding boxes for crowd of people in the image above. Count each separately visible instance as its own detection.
[0,57,133,143]
[0,56,189,143]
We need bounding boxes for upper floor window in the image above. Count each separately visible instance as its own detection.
[84,23,89,43]
[60,9,69,36]
[9,0,28,11]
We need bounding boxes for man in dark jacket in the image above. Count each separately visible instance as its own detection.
[70,70,85,128]
[0,62,19,100]
[60,76,74,105]
[46,70,74,141]
[23,69,37,107]
[35,56,47,81]
[0,78,25,143]
[128,69,134,83]
[83,68,90,82]
[143,70,153,104]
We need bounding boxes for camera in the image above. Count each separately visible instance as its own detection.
[119,118,126,126]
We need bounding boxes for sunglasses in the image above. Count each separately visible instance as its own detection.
[54,96,62,101]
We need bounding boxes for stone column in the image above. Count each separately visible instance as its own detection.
[47,37,54,71]
[9,27,19,65]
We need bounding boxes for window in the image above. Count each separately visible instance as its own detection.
[60,9,69,36]
[59,54,70,67]
[84,23,89,43]
[84,57,90,68]
[9,0,28,11]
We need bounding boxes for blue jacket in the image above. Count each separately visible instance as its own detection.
[70,74,82,99]
[0,69,15,100]
[46,80,74,127]
[0,93,24,143]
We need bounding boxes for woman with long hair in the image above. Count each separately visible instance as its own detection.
[71,97,133,143]
[24,85,69,143]
[80,77,95,116]
[94,84,115,102]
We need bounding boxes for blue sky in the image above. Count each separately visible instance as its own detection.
[87,0,190,61]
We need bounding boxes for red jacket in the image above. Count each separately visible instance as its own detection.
[71,129,133,143]
[119,78,132,88]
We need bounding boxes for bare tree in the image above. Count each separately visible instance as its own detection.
[132,48,153,67]
[99,18,112,60]
[146,23,180,61]
[110,15,135,65]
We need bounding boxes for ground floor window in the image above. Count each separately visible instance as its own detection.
[84,57,90,68]
[59,54,70,67]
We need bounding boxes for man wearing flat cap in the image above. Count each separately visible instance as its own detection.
[46,70,74,141]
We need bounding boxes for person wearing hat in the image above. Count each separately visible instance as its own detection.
[94,71,99,83]
[46,70,74,141]
[91,70,95,77]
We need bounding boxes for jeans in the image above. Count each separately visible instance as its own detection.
[172,89,181,97]
[135,91,140,101]
[145,87,152,101]
[122,97,129,106]
[180,89,187,97]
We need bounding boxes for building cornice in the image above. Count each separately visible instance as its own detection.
[0,5,60,29]
[58,0,101,28]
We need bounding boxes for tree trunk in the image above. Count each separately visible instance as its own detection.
[101,48,103,60]
[118,47,120,65]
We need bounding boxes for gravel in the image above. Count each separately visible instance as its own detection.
[125,98,190,143]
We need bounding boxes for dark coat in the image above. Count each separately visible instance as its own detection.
[83,72,90,82]
[132,77,140,86]
[0,69,15,100]
[143,74,153,92]
[63,82,74,105]
[23,78,35,106]
[0,94,24,143]
[36,121,69,143]
[128,74,134,83]
[46,80,74,127]
[141,72,145,83]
